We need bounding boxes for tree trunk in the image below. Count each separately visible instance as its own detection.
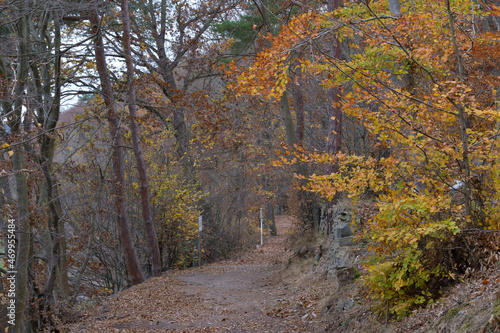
[281,92,298,146]
[266,202,277,236]
[446,0,473,224]
[146,0,193,176]
[325,0,343,232]
[326,1,342,160]
[10,3,31,331]
[121,0,162,277]
[292,71,305,144]
[52,15,70,299]
[388,0,402,17]
[90,1,144,285]
[0,152,12,329]
[38,12,70,303]
[172,104,192,177]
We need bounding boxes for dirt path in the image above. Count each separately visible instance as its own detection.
[70,216,315,332]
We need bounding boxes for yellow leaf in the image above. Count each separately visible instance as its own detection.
[8,151,13,157]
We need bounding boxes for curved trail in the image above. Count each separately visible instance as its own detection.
[71,216,314,332]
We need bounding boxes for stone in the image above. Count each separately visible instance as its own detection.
[326,204,361,284]
[336,222,353,238]
[320,296,337,315]
[328,246,352,269]
[337,298,355,311]
[337,267,357,285]
[338,236,353,247]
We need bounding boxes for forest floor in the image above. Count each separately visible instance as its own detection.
[67,215,500,333]
[67,216,321,332]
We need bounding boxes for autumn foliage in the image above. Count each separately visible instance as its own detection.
[1,0,500,330]
[232,0,500,318]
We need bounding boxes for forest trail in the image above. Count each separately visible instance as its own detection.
[70,216,316,332]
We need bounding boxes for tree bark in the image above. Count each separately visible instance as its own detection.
[326,0,343,171]
[266,202,277,236]
[388,0,402,17]
[121,0,162,277]
[90,1,144,285]
[52,15,70,299]
[326,1,343,161]
[10,3,31,331]
[446,0,472,223]
[324,0,344,232]
[292,71,305,144]
[38,12,70,303]
[281,92,298,147]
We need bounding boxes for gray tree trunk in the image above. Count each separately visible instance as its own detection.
[388,0,402,17]
[39,12,67,303]
[10,2,31,331]
[446,0,473,223]
[281,92,298,146]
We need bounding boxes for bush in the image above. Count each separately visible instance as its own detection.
[361,191,460,318]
